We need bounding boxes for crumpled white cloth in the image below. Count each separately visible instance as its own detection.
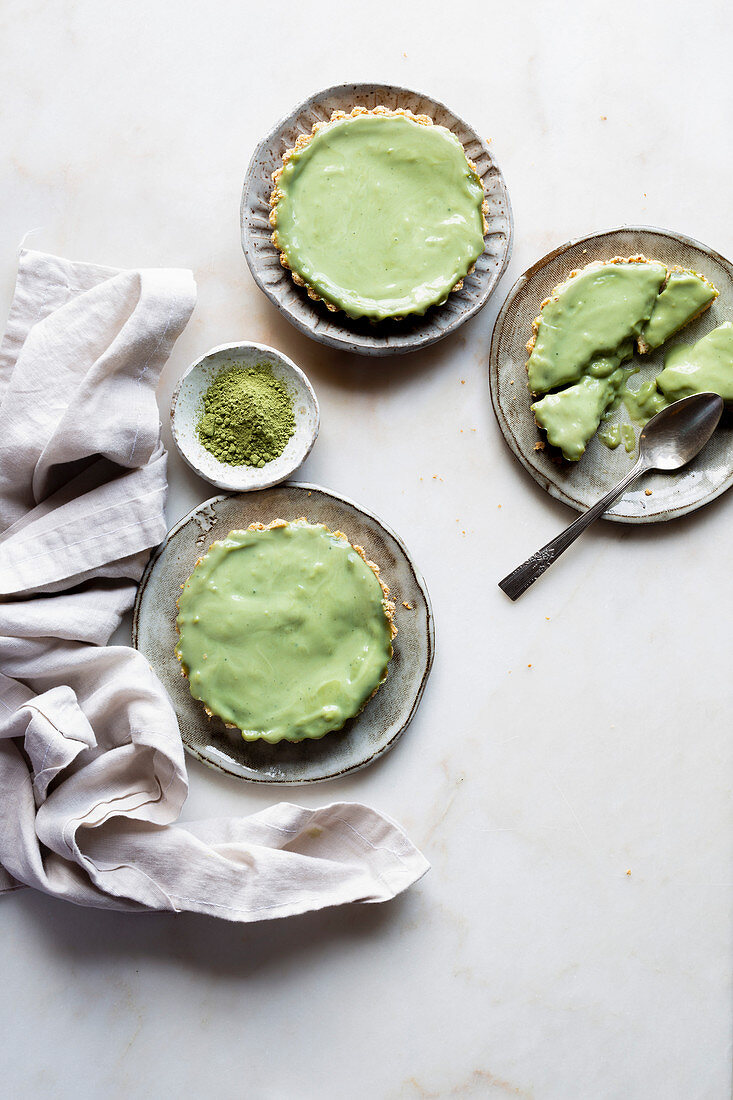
[0,249,428,920]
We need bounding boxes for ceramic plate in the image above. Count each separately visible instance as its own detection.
[489,225,733,523]
[132,484,434,783]
[240,82,513,356]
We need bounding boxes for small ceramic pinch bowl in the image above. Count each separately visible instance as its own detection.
[171,341,320,491]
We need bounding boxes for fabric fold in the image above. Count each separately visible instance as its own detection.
[0,248,428,920]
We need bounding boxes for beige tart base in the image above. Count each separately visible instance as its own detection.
[525,255,721,462]
[174,519,396,745]
[269,106,489,322]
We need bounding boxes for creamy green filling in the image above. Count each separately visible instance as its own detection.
[640,270,717,349]
[272,113,486,321]
[527,261,667,394]
[175,522,393,744]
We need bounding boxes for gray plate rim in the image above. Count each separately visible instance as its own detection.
[132,482,435,783]
[240,81,514,357]
[489,223,733,524]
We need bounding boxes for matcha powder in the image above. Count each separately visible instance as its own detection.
[197,362,296,467]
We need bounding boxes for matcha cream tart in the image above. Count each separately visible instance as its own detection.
[269,106,488,321]
[175,519,397,744]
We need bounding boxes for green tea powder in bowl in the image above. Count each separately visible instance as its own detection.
[197,362,295,467]
[171,341,320,493]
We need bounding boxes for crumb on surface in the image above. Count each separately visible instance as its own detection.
[600,115,607,121]
[402,600,412,609]
[460,379,466,384]
[527,663,532,668]
[645,489,652,496]
[626,869,631,876]
[545,616,550,620]
[534,441,545,451]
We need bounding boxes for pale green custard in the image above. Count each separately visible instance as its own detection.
[175,522,393,744]
[640,269,718,349]
[272,113,486,320]
[527,260,667,394]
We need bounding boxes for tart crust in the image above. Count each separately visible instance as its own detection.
[176,518,397,734]
[269,106,489,320]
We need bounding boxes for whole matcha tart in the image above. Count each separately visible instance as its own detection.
[175,519,396,744]
[269,106,488,321]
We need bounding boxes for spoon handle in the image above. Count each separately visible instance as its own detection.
[498,458,647,601]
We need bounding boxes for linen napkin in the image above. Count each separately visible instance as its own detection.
[0,249,428,920]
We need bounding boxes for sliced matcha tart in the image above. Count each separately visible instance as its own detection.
[527,257,719,461]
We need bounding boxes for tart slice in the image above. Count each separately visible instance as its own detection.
[175,520,396,744]
[269,107,487,321]
[638,267,718,351]
[526,257,667,395]
[531,367,629,462]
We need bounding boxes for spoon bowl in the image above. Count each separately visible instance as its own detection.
[639,392,724,471]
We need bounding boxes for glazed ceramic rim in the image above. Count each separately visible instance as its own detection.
[170,340,320,491]
[240,81,514,356]
[132,482,435,783]
[489,224,733,524]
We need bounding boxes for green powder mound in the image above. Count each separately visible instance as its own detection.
[197,361,296,467]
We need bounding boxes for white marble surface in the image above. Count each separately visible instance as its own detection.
[1,2,732,1097]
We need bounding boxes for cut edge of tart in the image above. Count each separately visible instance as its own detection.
[268,105,489,321]
[175,518,397,743]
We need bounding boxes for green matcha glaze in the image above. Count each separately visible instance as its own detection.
[527,261,667,394]
[623,377,668,424]
[640,270,717,350]
[620,424,636,453]
[175,522,393,744]
[272,113,486,320]
[597,423,622,449]
[656,322,733,403]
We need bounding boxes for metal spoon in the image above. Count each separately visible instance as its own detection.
[499,392,724,601]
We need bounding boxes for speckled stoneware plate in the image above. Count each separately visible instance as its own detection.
[489,225,733,523]
[132,484,434,784]
[170,342,319,491]
[241,82,513,356]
